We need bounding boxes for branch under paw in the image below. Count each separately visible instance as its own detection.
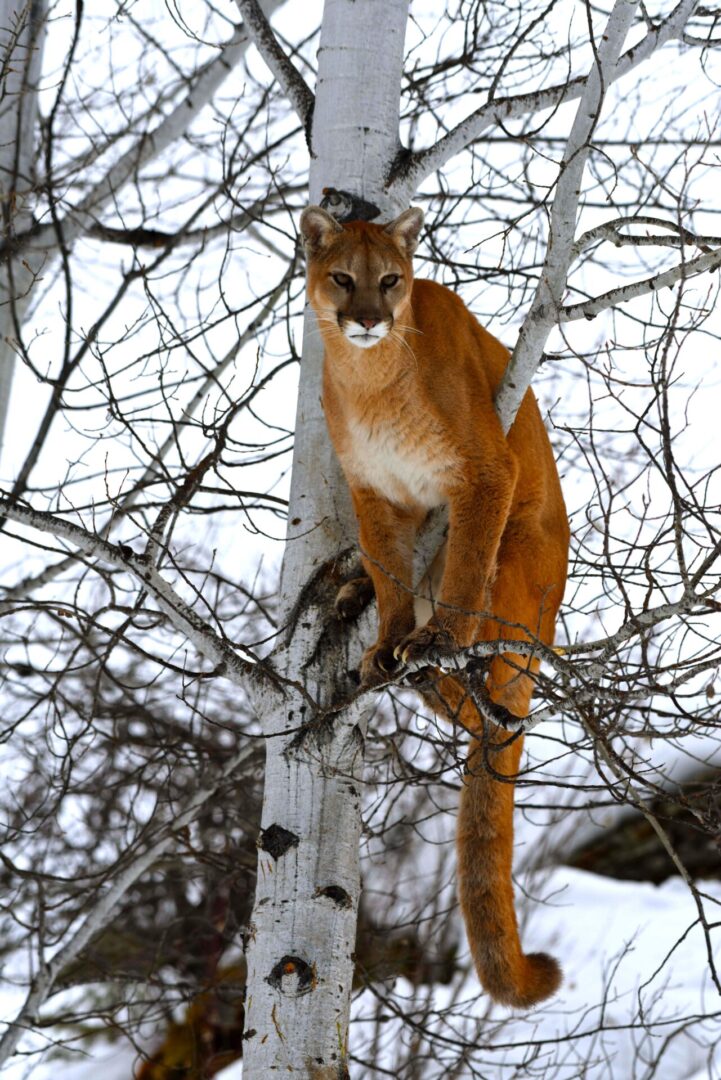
[393,623,459,666]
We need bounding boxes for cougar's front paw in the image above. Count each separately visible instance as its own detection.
[394,623,459,666]
[335,575,374,622]
[360,641,403,687]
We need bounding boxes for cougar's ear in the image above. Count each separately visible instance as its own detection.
[383,206,424,257]
[300,206,343,253]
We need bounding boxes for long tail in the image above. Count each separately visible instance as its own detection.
[428,671,561,1009]
[457,732,561,1008]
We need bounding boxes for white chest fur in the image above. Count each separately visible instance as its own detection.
[342,416,452,509]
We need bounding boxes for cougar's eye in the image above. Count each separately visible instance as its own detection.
[331,272,352,289]
[381,274,400,290]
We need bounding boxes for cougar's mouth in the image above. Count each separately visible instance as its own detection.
[342,319,390,349]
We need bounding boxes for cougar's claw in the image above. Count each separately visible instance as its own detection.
[394,624,458,666]
[360,642,402,687]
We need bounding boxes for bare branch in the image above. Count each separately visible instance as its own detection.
[561,244,721,321]
[393,0,699,194]
[393,583,719,733]
[235,0,314,128]
[0,2,286,264]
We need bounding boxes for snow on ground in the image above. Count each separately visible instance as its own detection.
[516,868,721,1079]
[4,866,717,1078]
[348,866,721,1079]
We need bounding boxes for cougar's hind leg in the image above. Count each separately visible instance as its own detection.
[432,525,566,1007]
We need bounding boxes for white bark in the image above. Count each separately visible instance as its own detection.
[0,0,47,459]
[242,2,411,1076]
[280,0,410,608]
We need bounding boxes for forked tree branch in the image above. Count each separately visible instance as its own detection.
[0,496,282,697]
[570,216,720,260]
[494,0,641,432]
[235,0,314,129]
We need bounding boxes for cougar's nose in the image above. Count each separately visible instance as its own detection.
[359,317,380,329]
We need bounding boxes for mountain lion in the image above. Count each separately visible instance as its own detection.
[300,204,569,1008]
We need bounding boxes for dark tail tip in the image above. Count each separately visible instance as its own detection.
[485,951,562,1009]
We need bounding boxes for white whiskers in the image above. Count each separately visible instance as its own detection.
[389,327,419,371]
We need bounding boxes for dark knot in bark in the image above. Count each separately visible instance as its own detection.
[320,187,381,223]
[258,823,300,859]
[316,884,352,908]
[267,955,316,995]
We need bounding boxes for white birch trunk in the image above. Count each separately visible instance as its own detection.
[243,2,410,1075]
[0,0,47,461]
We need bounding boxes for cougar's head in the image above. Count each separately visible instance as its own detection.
[300,206,424,350]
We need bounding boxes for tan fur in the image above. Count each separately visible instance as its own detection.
[300,206,570,1008]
